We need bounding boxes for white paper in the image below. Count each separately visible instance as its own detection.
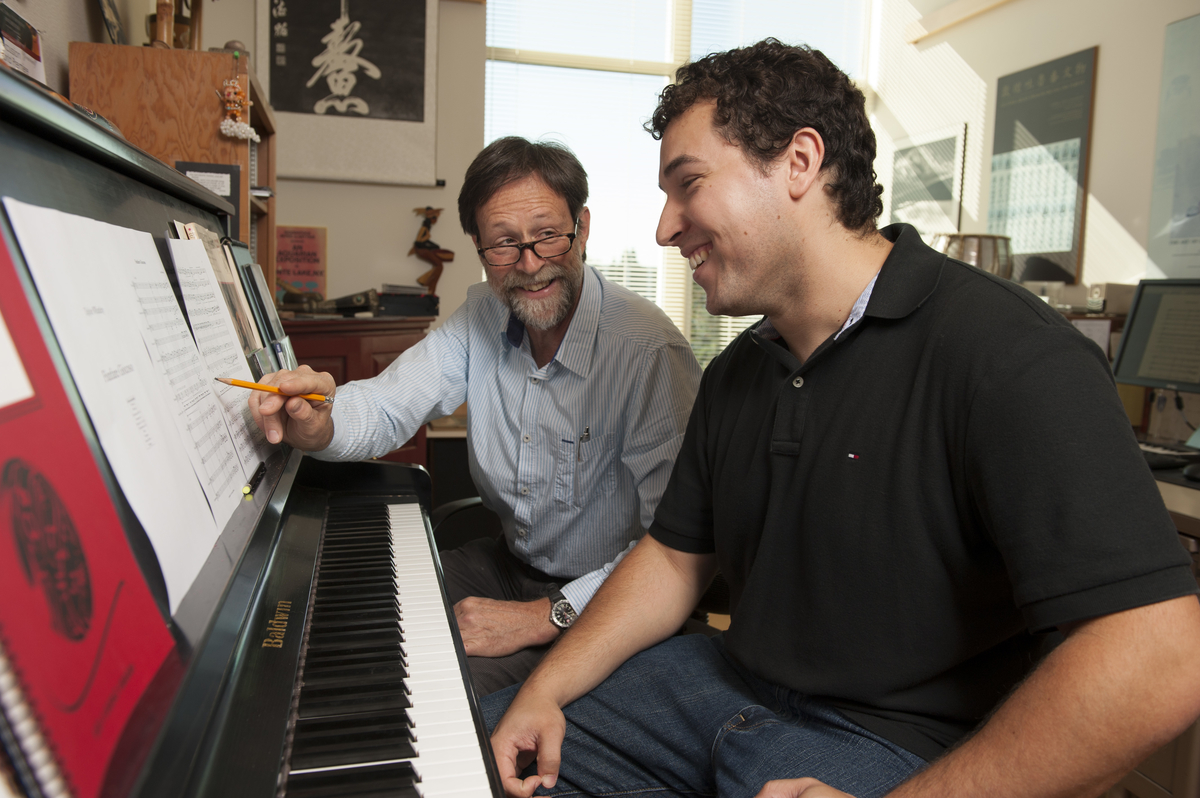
[106,225,247,529]
[2,198,219,613]
[184,170,232,197]
[0,305,34,411]
[168,237,275,471]
[1069,318,1112,358]
[183,222,264,353]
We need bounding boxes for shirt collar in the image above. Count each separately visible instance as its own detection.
[750,223,943,343]
[834,270,879,340]
[752,271,876,342]
[502,264,602,378]
[863,223,945,320]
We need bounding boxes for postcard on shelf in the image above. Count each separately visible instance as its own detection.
[176,162,241,242]
[276,226,327,301]
[0,4,46,85]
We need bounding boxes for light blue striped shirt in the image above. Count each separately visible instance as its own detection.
[315,265,702,610]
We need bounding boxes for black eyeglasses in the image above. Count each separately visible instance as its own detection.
[477,226,577,267]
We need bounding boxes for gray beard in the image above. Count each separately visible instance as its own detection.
[493,260,583,331]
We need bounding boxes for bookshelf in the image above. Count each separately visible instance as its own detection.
[68,42,278,291]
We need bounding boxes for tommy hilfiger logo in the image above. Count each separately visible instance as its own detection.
[847,453,861,460]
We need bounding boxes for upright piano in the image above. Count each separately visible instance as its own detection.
[0,65,502,798]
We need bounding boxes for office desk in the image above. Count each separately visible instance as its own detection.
[1159,479,1200,538]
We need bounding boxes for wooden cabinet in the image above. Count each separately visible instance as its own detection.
[68,42,278,289]
[283,317,435,465]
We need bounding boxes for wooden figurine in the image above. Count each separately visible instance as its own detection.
[408,206,454,295]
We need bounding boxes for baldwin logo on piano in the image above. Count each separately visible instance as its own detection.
[262,599,293,648]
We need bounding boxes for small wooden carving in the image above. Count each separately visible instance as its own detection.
[408,206,454,295]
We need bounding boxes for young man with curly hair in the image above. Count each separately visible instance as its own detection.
[484,40,1200,798]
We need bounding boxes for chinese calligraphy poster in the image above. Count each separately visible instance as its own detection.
[268,0,425,122]
[256,0,438,186]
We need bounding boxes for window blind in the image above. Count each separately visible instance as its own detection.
[485,0,868,365]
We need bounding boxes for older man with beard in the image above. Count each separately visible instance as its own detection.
[249,136,702,694]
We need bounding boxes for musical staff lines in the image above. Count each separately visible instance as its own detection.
[124,235,247,529]
[169,237,275,471]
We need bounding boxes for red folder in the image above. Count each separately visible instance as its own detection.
[0,236,174,798]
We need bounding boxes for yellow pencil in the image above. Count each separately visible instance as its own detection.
[215,377,334,404]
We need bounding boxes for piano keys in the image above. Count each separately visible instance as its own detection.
[125,458,504,798]
[284,501,493,796]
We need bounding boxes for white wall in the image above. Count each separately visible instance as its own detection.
[870,0,1200,286]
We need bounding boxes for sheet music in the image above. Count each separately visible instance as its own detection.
[183,222,264,354]
[168,237,275,470]
[106,226,247,529]
[2,198,219,613]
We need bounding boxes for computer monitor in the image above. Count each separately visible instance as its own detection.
[1111,279,1200,394]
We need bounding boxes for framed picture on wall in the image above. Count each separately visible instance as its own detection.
[1147,13,1200,278]
[987,47,1097,285]
[255,0,438,186]
[888,123,967,241]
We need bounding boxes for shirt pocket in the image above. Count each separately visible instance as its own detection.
[554,432,617,508]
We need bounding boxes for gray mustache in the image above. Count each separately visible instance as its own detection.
[503,266,565,290]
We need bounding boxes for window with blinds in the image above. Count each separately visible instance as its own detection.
[485,0,868,365]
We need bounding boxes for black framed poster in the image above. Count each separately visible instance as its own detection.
[256,0,438,186]
[268,0,425,122]
[987,47,1097,284]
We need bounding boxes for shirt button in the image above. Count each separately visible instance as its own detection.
[522,434,531,442]
[792,376,804,388]
[530,377,539,384]
[517,527,527,537]
[520,486,530,495]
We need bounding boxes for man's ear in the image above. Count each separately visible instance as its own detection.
[785,128,825,201]
[575,207,591,260]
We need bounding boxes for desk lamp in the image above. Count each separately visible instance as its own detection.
[930,233,1014,280]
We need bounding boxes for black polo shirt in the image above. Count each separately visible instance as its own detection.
[649,224,1196,761]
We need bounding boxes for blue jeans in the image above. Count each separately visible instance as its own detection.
[481,634,926,798]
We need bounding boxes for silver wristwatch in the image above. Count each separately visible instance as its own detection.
[548,587,578,630]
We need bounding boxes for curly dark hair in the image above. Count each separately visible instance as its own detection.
[647,39,882,233]
[458,136,588,239]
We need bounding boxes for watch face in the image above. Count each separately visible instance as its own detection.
[551,600,577,629]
